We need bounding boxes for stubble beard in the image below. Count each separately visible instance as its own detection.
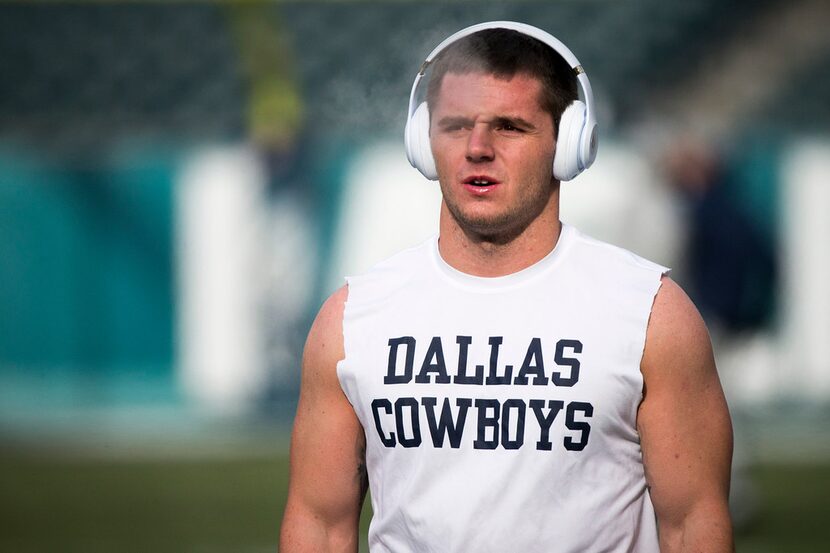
[441,177,555,244]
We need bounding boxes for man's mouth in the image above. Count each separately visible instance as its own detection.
[463,175,500,187]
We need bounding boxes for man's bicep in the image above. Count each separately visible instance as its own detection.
[288,379,366,521]
[281,286,367,551]
[638,278,733,548]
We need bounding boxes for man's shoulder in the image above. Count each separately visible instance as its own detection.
[644,276,712,363]
[349,236,433,281]
[565,223,669,277]
[344,236,436,307]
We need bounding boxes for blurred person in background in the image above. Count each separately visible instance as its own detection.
[281,22,734,552]
[662,137,777,341]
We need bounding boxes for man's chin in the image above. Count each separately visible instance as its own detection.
[450,210,528,243]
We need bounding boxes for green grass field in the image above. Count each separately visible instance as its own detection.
[1,451,827,552]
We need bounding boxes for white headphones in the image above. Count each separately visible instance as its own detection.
[404,21,598,182]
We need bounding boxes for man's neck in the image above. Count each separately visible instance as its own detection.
[437,201,562,278]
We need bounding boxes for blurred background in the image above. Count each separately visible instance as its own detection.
[1,0,829,551]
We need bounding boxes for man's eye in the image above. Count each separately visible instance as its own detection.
[498,123,522,132]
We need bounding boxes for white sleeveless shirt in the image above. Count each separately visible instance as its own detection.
[338,224,668,552]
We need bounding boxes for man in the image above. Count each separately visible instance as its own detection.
[281,22,733,552]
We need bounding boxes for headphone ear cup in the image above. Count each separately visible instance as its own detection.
[404,102,438,180]
[580,119,598,171]
[553,100,587,181]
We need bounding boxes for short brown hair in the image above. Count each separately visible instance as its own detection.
[426,28,578,131]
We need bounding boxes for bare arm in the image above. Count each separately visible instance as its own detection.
[280,286,368,552]
[639,277,734,552]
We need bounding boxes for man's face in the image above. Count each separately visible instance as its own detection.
[430,71,557,238]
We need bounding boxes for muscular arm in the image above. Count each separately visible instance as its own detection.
[639,277,734,552]
[280,286,368,552]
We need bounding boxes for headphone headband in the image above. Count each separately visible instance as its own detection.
[408,21,594,120]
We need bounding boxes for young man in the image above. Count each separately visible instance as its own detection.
[281,23,734,552]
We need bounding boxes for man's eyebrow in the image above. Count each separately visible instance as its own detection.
[434,115,538,129]
[434,116,472,127]
[494,116,537,130]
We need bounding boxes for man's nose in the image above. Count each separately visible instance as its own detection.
[466,124,495,162]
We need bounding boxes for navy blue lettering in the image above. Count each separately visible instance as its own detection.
[501,399,526,450]
[529,399,564,451]
[514,338,547,385]
[552,339,583,387]
[564,401,593,451]
[371,398,396,447]
[485,337,513,385]
[415,337,451,384]
[422,397,472,448]
[385,337,416,384]
[394,397,422,447]
[453,336,483,385]
[473,399,500,449]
